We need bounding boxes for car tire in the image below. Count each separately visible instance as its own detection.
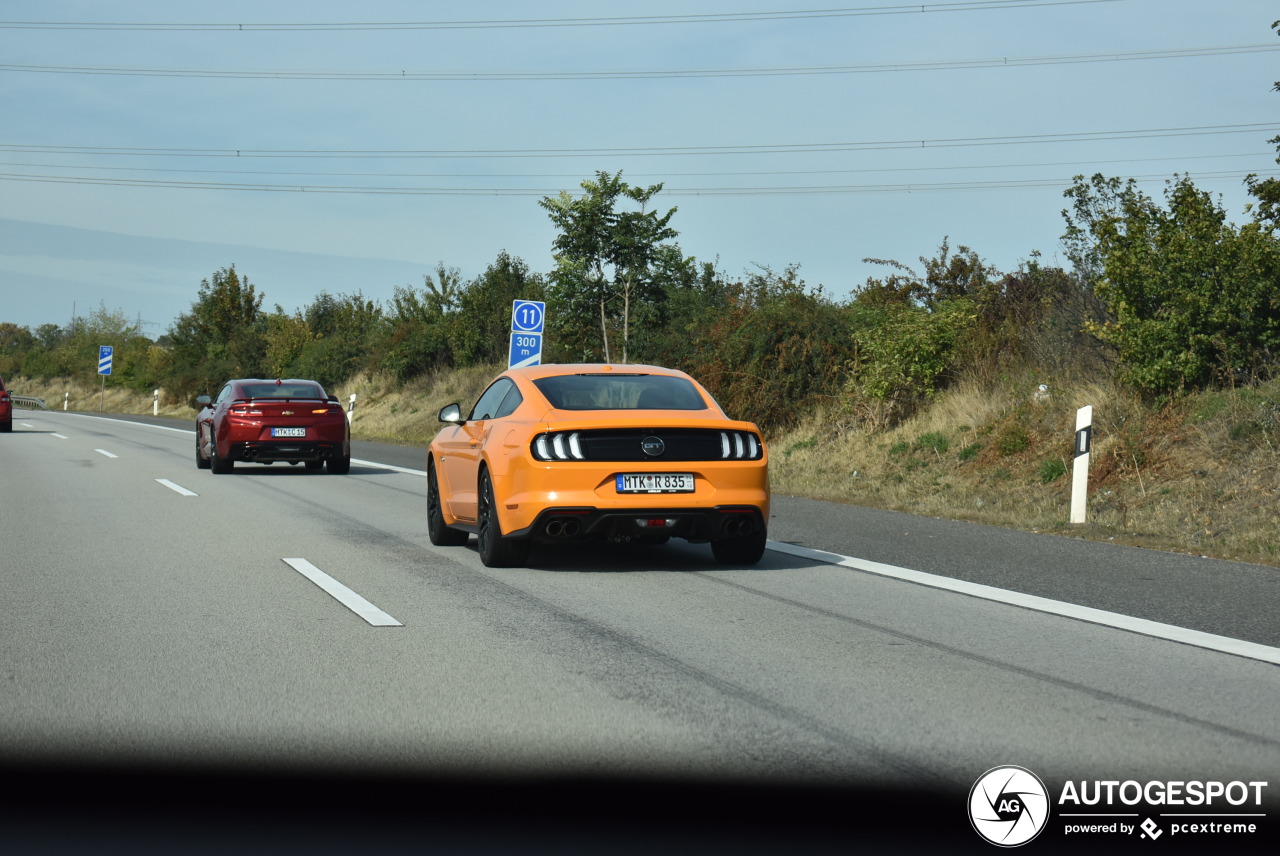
[210,441,234,474]
[427,459,469,547]
[327,452,351,474]
[0,419,12,433]
[477,468,530,568]
[711,528,767,565]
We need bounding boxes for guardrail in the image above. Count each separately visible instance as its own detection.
[10,395,49,410]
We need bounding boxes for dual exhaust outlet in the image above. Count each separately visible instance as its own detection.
[544,517,584,538]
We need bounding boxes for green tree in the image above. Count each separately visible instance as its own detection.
[454,252,546,366]
[540,171,678,362]
[1063,174,1280,392]
[379,264,463,383]
[167,266,266,394]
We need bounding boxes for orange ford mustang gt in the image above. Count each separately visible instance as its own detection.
[427,364,770,568]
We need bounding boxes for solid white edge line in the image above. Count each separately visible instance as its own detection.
[351,458,426,477]
[94,448,119,458]
[59,411,194,435]
[282,558,402,627]
[155,478,198,497]
[766,541,1280,667]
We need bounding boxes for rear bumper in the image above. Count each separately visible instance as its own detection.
[511,504,766,544]
[230,441,346,463]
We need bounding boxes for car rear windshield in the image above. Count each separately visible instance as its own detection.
[241,383,325,400]
[532,374,707,411]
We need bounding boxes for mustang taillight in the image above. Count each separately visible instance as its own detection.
[532,432,586,461]
[720,431,762,460]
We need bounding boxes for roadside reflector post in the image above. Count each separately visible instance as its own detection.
[1070,405,1093,524]
[63,392,69,411]
[153,388,160,416]
[348,393,357,422]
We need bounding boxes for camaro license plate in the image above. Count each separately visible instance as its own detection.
[616,473,694,494]
[271,427,307,438]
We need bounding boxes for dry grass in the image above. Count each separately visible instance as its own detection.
[771,378,1280,567]
[11,368,1280,566]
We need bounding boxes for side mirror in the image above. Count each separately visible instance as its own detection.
[195,395,212,409]
[438,403,464,424]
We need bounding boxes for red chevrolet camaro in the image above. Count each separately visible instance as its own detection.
[0,375,11,433]
[195,378,350,474]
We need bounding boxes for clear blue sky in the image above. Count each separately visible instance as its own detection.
[2,0,1277,334]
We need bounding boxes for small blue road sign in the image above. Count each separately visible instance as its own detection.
[511,300,546,334]
[509,333,543,369]
[98,345,114,376]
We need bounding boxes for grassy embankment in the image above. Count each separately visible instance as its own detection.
[12,369,1280,567]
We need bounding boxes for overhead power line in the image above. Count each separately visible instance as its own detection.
[1,169,1271,197]
[3,124,1275,160]
[0,1,1123,31]
[4,43,1273,81]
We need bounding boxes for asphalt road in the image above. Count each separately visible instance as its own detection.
[3,408,1277,853]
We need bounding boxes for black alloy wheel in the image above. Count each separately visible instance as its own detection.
[477,469,530,568]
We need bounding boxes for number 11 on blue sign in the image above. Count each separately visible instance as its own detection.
[511,300,545,334]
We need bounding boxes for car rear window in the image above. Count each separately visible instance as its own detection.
[533,374,707,411]
[241,383,325,400]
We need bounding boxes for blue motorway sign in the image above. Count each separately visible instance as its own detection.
[508,332,542,369]
[511,300,546,334]
[98,345,114,376]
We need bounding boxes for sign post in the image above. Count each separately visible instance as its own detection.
[1070,405,1093,524]
[97,345,113,412]
[508,300,546,368]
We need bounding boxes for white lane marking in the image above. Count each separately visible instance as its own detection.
[351,457,426,477]
[51,433,68,439]
[21,422,34,428]
[155,478,198,497]
[60,412,193,435]
[95,449,119,459]
[766,541,1280,667]
[282,558,402,627]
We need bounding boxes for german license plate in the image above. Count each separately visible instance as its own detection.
[616,473,694,493]
[271,427,307,438]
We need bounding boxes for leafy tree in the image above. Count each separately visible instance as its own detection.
[167,266,266,394]
[379,264,463,383]
[454,251,546,366]
[540,171,678,362]
[681,265,854,428]
[1063,174,1280,392]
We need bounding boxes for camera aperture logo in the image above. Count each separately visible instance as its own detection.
[970,766,1050,847]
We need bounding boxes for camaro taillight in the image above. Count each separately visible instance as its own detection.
[229,405,262,415]
[312,407,342,414]
[720,431,762,460]
[532,432,586,461]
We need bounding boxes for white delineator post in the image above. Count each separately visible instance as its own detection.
[153,389,159,416]
[347,393,357,422]
[1070,405,1093,524]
